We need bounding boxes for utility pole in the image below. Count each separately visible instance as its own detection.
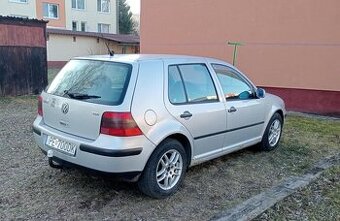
[228,42,242,66]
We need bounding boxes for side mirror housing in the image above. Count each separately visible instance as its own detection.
[256,88,266,98]
[239,91,251,100]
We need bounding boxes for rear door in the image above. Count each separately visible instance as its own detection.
[42,59,136,140]
[211,64,266,147]
[164,60,226,159]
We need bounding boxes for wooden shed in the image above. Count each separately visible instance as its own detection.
[0,16,48,96]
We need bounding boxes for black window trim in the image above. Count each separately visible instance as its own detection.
[211,63,257,101]
[175,65,189,103]
[168,63,220,106]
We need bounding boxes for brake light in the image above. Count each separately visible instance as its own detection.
[100,112,142,137]
[38,96,43,116]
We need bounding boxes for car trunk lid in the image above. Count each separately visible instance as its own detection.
[42,94,109,140]
[41,59,136,140]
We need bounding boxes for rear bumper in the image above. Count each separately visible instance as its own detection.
[33,116,156,174]
[40,148,142,181]
[79,144,143,157]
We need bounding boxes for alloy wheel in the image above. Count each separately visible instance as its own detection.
[268,119,282,147]
[156,149,183,190]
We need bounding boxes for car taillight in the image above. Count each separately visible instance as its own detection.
[38,96,43,116]
[100,112,142,137]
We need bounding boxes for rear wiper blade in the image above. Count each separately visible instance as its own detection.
[63,90,101,100]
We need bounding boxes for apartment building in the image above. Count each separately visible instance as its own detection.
[0,0,118,34]
[0,0,36,18]
[0,0,139,67]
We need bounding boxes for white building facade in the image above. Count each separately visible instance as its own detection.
[0,0,140,67]
[0,0,118,34]
[0,0,36,18]
[66,0,118,33]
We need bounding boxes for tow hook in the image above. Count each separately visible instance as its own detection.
[47,150,63,169]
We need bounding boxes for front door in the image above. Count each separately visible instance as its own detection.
[164,61,227,159]
[211,64,266,148]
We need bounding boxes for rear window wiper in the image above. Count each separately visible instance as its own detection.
[63,90,101,100]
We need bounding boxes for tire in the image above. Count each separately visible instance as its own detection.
[138,138,188,198]
[259,112,283,151]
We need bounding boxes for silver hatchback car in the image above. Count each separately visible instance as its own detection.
[33,54,285,198]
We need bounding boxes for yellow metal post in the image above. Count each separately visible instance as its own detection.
[228,42,243,66]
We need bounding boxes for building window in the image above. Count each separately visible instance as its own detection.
[81,22,86,32]
[72,21,78,31]
[9,0,28,3]
[43,3,59,19]
[97,0,110,13]
[72,0,85,10]
[98,23,110,33]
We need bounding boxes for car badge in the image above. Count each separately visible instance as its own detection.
[61,103,69,114]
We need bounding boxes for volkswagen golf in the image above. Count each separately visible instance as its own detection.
[33,54,285,198]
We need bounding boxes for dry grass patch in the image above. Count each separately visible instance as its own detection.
[0,97,339,220]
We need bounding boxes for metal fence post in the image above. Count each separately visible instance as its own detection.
[228,42,243,66]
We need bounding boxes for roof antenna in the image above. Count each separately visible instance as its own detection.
[102,35,114,56]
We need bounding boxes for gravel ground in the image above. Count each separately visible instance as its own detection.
[0,96,339,221]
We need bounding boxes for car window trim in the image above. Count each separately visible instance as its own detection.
[211,63,257,101]
[176,65,189,103]
[168,63,220,105]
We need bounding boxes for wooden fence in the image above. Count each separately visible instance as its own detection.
[0,16,48,96]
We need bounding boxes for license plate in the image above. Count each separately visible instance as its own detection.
[46,136,77,156]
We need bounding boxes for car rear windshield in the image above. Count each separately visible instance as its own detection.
[47,59,132,105]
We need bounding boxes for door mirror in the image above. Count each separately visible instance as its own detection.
[239,90,251,100]
[256,88,266,98]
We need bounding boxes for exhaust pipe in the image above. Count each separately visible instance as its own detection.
[47,150,63,169]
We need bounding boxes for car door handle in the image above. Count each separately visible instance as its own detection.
[180,111,192,119]
[228,106,237,113]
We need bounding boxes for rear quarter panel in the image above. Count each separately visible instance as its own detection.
[131,59,194,162]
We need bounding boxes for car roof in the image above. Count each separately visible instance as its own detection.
[74,54,226,64]
[72,54,255,88]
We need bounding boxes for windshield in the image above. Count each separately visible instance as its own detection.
[47,59,132,105]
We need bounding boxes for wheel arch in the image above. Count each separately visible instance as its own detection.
[165,133,192,167]
[146,133,193,169]
[141,118,194,171]
[275,109,284,123]
[261,106,285,137]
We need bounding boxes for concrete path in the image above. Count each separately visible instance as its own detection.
[211,154,340,221]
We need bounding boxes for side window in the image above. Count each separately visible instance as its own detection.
[179,64,218,103]
[168,64,218,104]
[212,64,254,100]
[168,66,187,104]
